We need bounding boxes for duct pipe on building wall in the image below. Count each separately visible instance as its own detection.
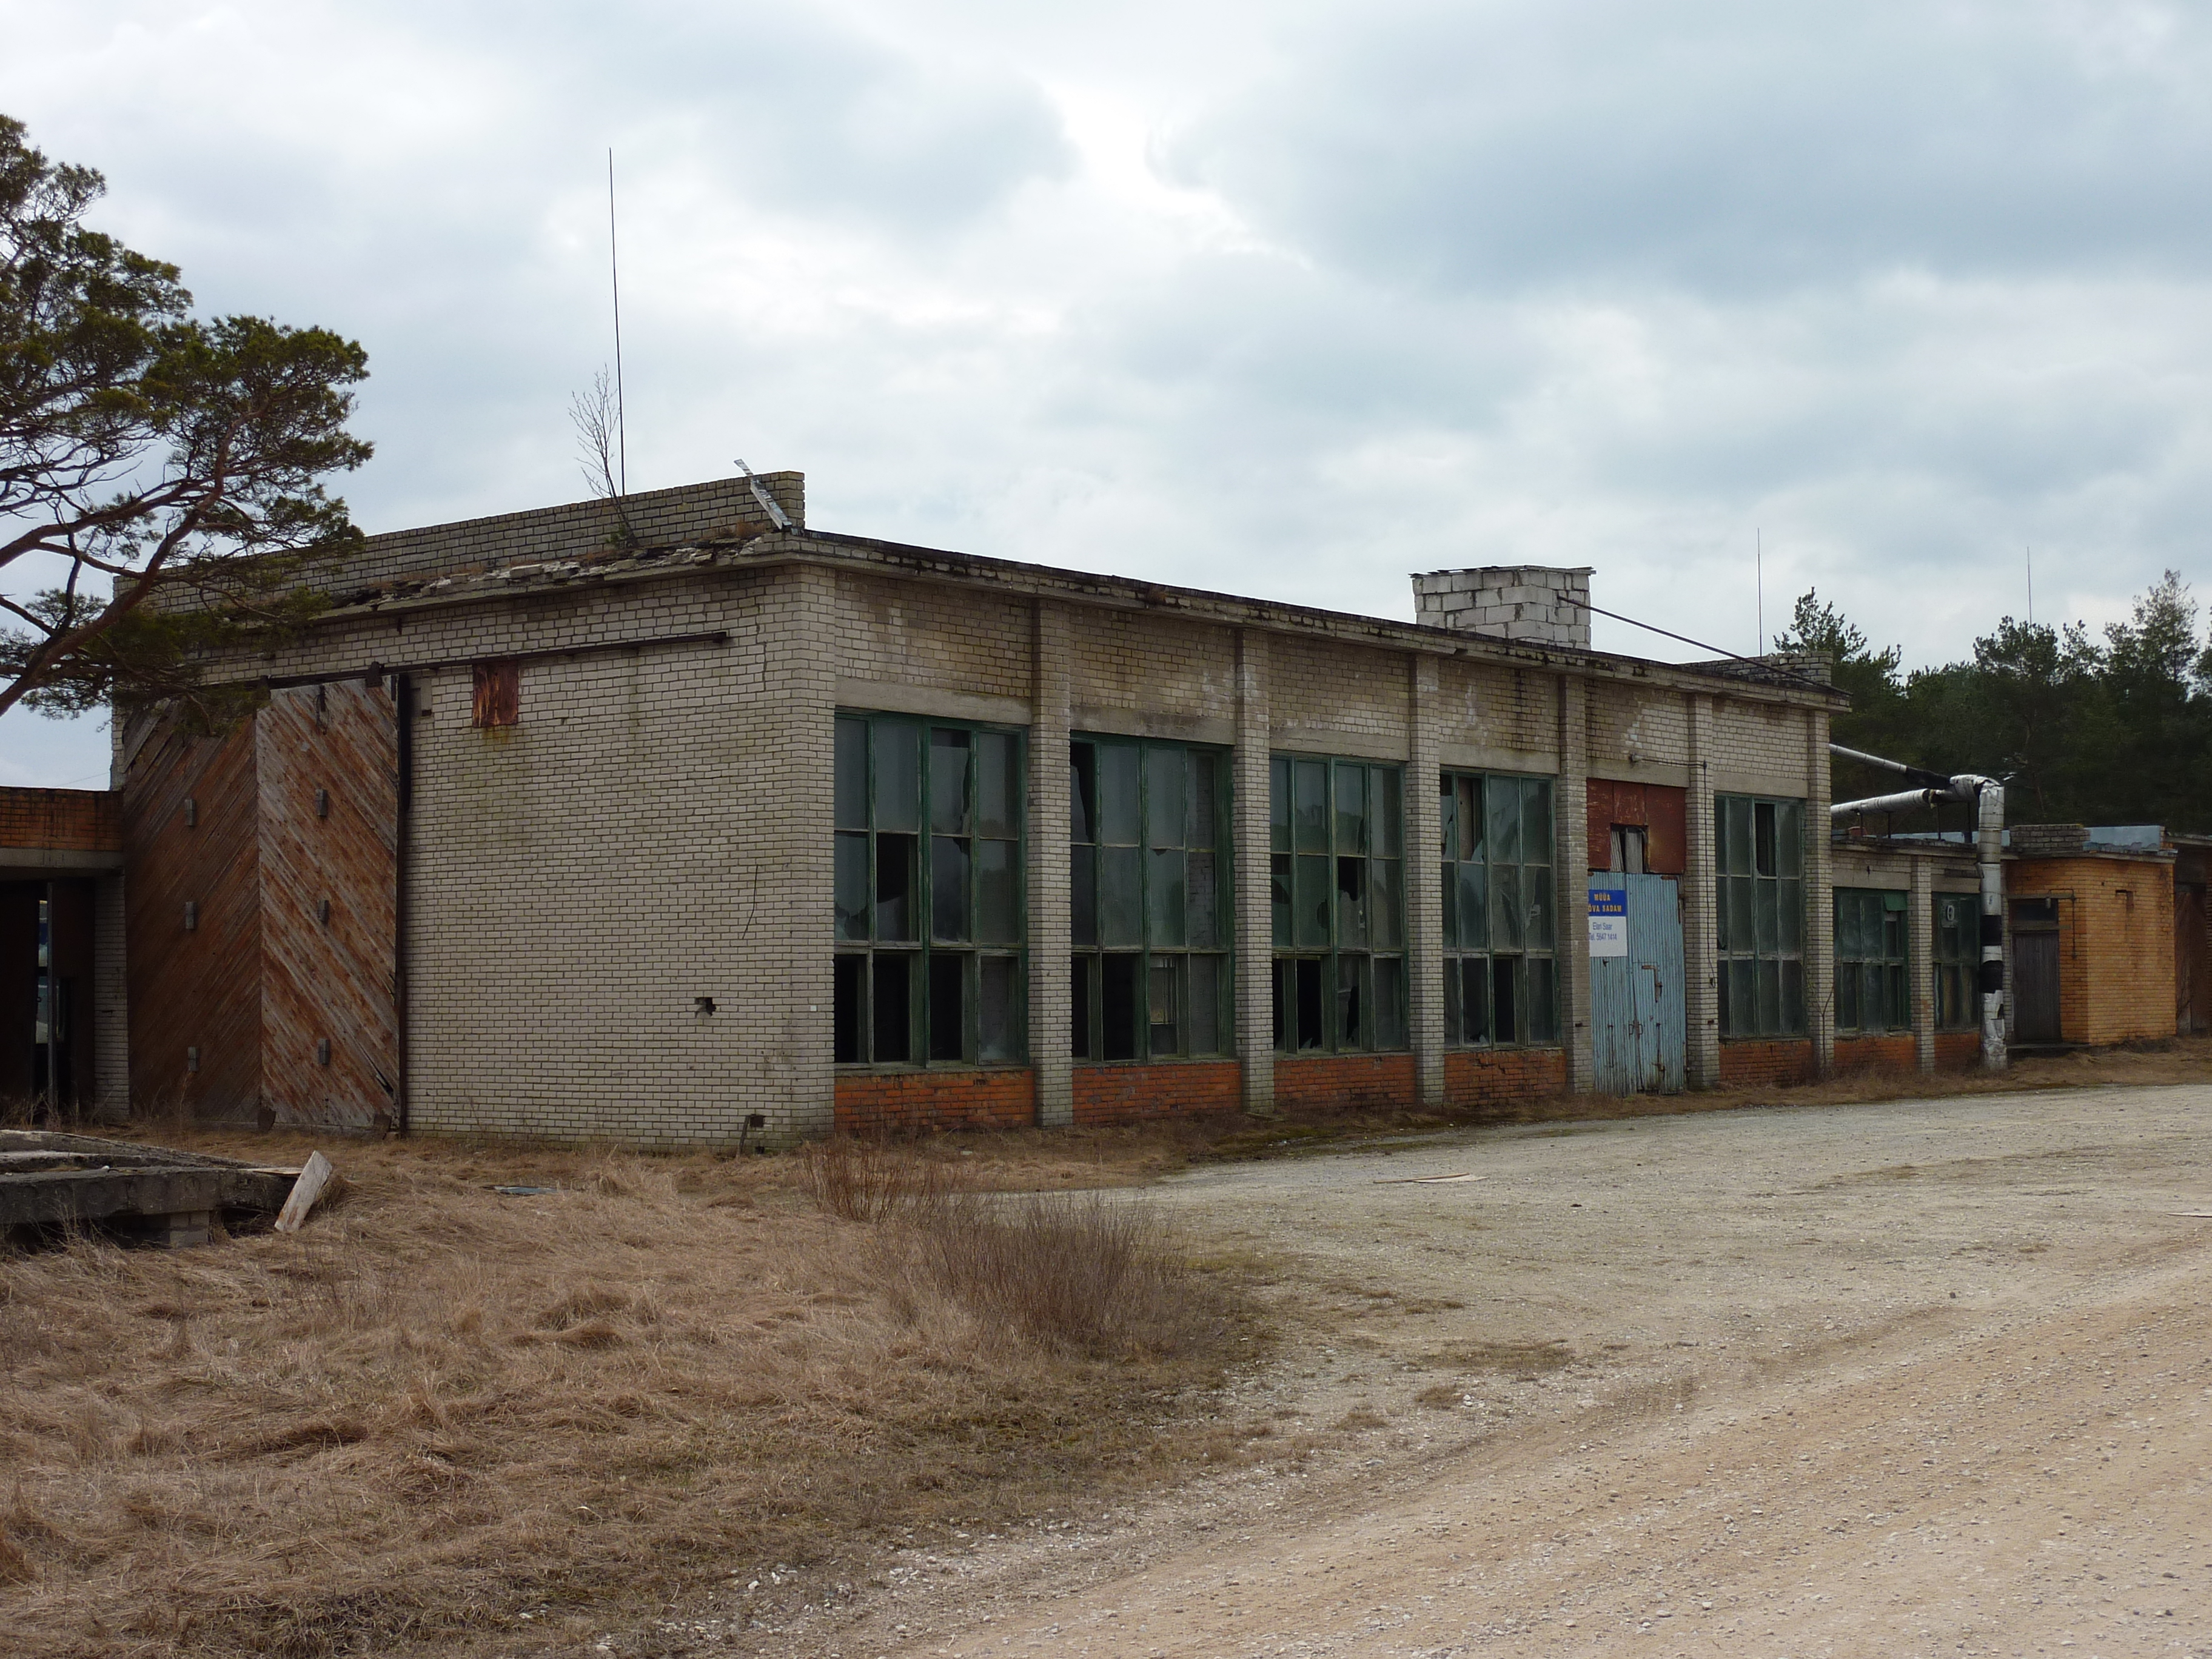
[1831,787,1946,818]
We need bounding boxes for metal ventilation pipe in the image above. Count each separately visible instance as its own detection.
[1829,746,2008,1072]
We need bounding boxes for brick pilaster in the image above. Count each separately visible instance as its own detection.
[1683,692,1721,1087]
[1557,674,1594,1093]
[1028,601,1074,1127]
[1806,708,1835,1077]
[1234,629,1276,1115]
[1406,655,1444,1107]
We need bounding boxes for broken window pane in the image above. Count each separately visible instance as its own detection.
[1187,849,1218,949]
[1071,743,1097,844]
[1270,853,1293,949]
[1441,860,1458,942]
[875,834,917,942]
[979,956,1019,1062]
[1338,954,1367,1050]
[1272,960,1288,1050]
[928,953,966,1061]
[976,731,1017,839]
[1527,866,1553,950]
[1459,776,1483,862]
[1461,956,1491,1044]
[976,839,1018,943]
[1492,865,1523,950]
[1336,855,1368,948]
[875,722,921,833]
[1148,955,1181,1056]
[1099,743,1141,846]
[1458,861,1487,950]
[1101,845,1142,948]
[1522,779,1551,863]
[1439,775,1458,859]
[835,718,867,830]
[931,836,971,942]
[1778,801,1804,877]
[1072,954,1094,1059]
[1492,954,1521,1046]
[1188,752,1218,848]
[1443,959,1462,1044]
[1071,845,1098,946]
[1296,958,1325,1050]
[872,954,912,1062]
[930,728,971,834]
[1188,955,1221,1054]
[1293,760,1328,853]
[1102,953,1141,1061]
[1146,747,1185,848]
[835,832,870,940]
[1148,847,1187,947]
[1487,776,1521,865]
[1754,801,1778,878]
[834,956,865,1063]
[1528,957,1558,1044]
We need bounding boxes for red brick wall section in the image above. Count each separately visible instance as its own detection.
[1718,1039,1817,1087]
[1442,1046,1568,1110]
[0,787,121,853]
[1832,1033,1915,1075]
[835,1070,1037,1134]
[1072,1061,1242,1126]
[1273,1053,1418,1112]
[1933,1031,1982,1070]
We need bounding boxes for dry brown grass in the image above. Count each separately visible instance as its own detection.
[0,1127,1253,1658]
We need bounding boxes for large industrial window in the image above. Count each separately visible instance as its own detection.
[1439,771,1559,1047]
[834,713,1025,1067]
[1715,794,1806,1037]
[1934,893,1979,1031]
[1069,737,1231,1061]
[1269,756,1407,1053]
[1834,888,1908,1034]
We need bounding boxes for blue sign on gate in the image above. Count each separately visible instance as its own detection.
[1588,886,1628,956]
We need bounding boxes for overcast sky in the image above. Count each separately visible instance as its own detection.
[7,0,2210,785]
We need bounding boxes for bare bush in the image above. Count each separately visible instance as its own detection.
[799,1135,967,1223]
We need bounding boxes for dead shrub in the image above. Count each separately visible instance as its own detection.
[800,1136,967,1222]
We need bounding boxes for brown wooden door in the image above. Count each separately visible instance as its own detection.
[2177,885,2209,1034]
[2014,931,2062,1042]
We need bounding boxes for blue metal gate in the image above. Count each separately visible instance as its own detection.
[1588,873,1686,1094]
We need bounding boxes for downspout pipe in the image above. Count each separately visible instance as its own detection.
[1826,745,2007,1073]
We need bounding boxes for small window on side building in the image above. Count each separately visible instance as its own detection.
[472,660,520,728]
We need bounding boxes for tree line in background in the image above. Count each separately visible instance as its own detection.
[1778,572,2212,836]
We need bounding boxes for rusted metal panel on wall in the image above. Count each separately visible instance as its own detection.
[257,682,400,1131]
[1586,779,1687,875]
[121,717,263,1119]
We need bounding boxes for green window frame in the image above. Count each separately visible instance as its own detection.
[1834,888,1909,1034]
[1933,892,1979,1031]
[1439,770,1560,1047]
[834,712,1025,1068]
[1069,736,1232,1061]
[1715,794,1806,1037]
[1269,756,1407,1054]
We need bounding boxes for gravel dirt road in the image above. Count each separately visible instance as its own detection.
[703,1083,2212,1658]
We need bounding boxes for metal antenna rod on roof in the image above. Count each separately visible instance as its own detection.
[2026,544,2034,627]
[608,148,628,497]
[1755,527,1764,655]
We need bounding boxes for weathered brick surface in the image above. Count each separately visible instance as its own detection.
[833,571,1034,703]
[2009,855,2177,1045]
[1071,1061,1242,1125]
[1832,1033,1916,1074]
[1932,1031,1983,1070]
[0,787,121,853]
[1435,659,1556,760]
[1718,1039,1817,1087]
[1273,1053,1419,1111]
[1441,1046,1568,1108]
[835,1070,1037,1134]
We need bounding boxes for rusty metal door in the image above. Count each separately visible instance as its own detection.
[2014,931,2062,1043]
[1590,873,1684,1093]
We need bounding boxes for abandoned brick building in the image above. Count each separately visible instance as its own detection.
[0,472,2191,1141]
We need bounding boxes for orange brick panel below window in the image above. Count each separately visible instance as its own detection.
[1072,1061,1243,1127]
[1832,1034,1915,1076]
[1718,1039,1817,1088]
[1934,1031,1983,1070]
[1273,1053,1418,1113]
[834,1070,1037,1135]
[1442,1046,1568,1111]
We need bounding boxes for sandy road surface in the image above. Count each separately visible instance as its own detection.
[687,1084,2212,1658]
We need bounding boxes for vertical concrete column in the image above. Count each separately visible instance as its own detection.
[1556,674,1594,1093]
[1028,600,1074,1127]
[1805,708,1836,1078]
[1233,628,1276,1116]
[1406,655,1445,1108]
[779,563,840,1144]
[93,871,130,1124]
[1909,855,1936,1073]
[1683,692,1721,1087]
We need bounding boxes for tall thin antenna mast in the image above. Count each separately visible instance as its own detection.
[2026,545,2034,627]
[1755,528,1764,655]
[607,148,628,497]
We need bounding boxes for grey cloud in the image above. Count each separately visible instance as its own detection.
[1165,1,2212,293]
